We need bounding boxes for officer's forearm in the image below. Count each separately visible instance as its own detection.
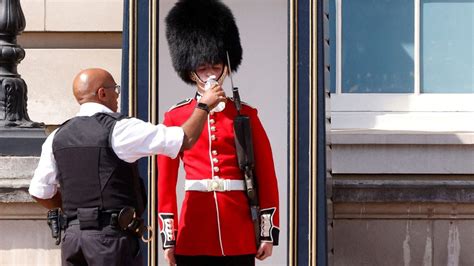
[32,192,62,209]
[180,108,208,150]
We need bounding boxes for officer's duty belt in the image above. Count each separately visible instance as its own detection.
[184,178,245,192]
[65,211,119,228]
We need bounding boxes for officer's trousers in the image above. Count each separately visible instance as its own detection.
[61,224,142,266]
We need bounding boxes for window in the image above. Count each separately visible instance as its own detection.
[329,0,474,131]
[341,0,414,93]
[421,0,473,93]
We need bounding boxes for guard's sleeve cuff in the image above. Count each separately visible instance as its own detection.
[159,213,177,249]
[260,207,279,245]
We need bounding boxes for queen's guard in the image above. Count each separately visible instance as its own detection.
[157,0,280,265]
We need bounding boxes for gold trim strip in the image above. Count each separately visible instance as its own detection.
[148,1,159,265]
[309,1,313,264]
[128,0,137,117]
[310,0,318,265]
[289,0,298,265]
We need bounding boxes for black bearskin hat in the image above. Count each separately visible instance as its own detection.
[166,0,243,85]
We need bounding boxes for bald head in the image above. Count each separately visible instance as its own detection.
[73,68,115,103]
[72,68,119,112]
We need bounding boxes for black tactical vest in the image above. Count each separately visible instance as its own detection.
[52,112,146,217]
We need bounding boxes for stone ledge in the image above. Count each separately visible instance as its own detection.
[0,178,31,188]
[333,178,474,204]
[331,130,474,145]
[0,128,46,156]
[0,157,39,179]
[334,202,474,220]
[0,188,34,203]
[330,131,474,174]
[0,202,46,219]
[0,156,38,203]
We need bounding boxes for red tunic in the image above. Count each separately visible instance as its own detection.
[157,97,279,256]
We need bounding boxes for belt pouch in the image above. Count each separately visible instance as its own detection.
[77,207,100,230]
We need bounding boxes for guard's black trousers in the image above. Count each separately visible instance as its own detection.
[61,224,142,266]
[175,254,255,266]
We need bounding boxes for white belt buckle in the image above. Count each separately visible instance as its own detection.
[207,179,224,192]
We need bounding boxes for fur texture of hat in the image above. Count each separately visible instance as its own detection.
[166,0,243,85]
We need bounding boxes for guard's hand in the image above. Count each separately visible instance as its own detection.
[256,242,273,261]
[164,247,176,266]
[200,84,226,110]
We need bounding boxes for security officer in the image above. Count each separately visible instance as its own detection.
[28,68,225,266]
[157,1,280,265]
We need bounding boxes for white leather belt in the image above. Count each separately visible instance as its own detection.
[185,179,245,192]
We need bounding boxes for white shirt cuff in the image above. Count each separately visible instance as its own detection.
[161,126,184,159]
[28,183,57,199]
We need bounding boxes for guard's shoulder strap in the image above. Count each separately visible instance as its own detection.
[168,98,193,111]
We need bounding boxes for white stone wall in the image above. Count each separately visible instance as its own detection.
[18,0,123,125]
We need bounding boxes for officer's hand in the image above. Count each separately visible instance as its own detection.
[200,84,226,110]
[164,247,176,266]
[256,242,273,261]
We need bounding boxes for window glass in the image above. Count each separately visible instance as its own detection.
[421,0,474,93]
[342,0,414,93]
